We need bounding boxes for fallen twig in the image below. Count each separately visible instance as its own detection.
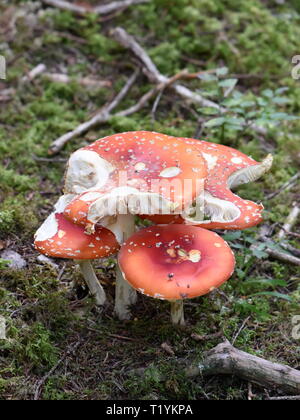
[48,70,139,154]
[191,331,223,342]
[33,339,82,400]
[264,247,300,266]
[277,203,300,239]
[42,0,149,15]
[48,68,195,154]
[111,27,224,111]
[186,341,300,395]
[232,317,250,345]
[111,27,268,136]
[108,333,137,342]
[21,64,46,83]
[267,172,300,200]
[161,342,175,356]
[43,73,112,88]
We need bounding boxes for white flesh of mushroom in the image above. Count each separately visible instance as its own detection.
[35,194,107,307]
[182,154,273,224]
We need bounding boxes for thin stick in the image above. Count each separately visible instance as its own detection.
[111,27,224,111]
[267,172,300,199]
[21,64,46,83]
[111,27,267,135]
[48,70,139,154]
[277,204,300,239]
[42,0,149,15]
[264,247,300,266]
[186,341,300,395]
[48,68,192,154]
[34,339,82,400]
[232,316,250,345]
[43,73,111,88]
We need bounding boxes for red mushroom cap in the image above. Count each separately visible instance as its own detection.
[63,131,207,229]
[118,225,235,300]
[34,212,119,260]
[141,139,272,230]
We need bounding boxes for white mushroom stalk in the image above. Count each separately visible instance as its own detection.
[170,300,185,326]
[113,214,138,320]
[34,195,119,307]
[76,260,106,306]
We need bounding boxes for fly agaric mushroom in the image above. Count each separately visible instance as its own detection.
[62,131,207,320]
[34,195,119,306]
[118,224,235,325]
[142,139,273,230]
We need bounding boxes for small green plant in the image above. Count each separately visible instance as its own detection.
[196,68,298,141]
[0,259,10,269]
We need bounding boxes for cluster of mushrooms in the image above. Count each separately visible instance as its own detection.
[34,131,273,325]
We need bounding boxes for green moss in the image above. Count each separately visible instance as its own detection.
[0,0,299,400]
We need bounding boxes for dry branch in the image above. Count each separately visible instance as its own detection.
[42,0,149,15]
[48,69,192,154]
[111,27,224,111]
[186,341,300,395]
[267,172,300,200]
[277,204,300,239]
[48,70,139,154]
[34,339,82,400]
[43,73,111,88]
[21,64,46,82]
[265,247,300,266]
[111,27,268,135]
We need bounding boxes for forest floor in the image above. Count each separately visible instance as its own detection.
[0,0,299,400]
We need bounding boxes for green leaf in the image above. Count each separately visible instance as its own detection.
[204,117,226,127]
[216,66,229,76]
[262,89,274,98]
[250,292,292,301]
[198,73,218,82]
[218,78,238,88]
[222,231,242,241]
[225,117,245,125]
[251,248,269,259]
[271,97,290,105]
[198,107,220,115]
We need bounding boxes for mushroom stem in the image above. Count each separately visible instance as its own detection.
[170,300,185,326]
[77,260,106,306]
[114,214,137,320]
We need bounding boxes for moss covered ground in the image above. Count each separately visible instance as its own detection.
[0,0,299,400]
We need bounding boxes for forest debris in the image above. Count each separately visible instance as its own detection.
[37,255,59,270]
[161,342,175,356]
[42,0,150,16]
[264,247,300,266]
[1,250,27,269]
[108,333,137,342]
[48,69,139,154]
[277,203,300,239]
[21,64,46,83]
[267,172,300,199]
[191,332,223,342]
[34,339,82,400]
[43,73,112,88]
[186,341,300,395]
[0,88,15,102]
[48,68,194,154]
[111,27,224,111]
[111,27,267,135]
